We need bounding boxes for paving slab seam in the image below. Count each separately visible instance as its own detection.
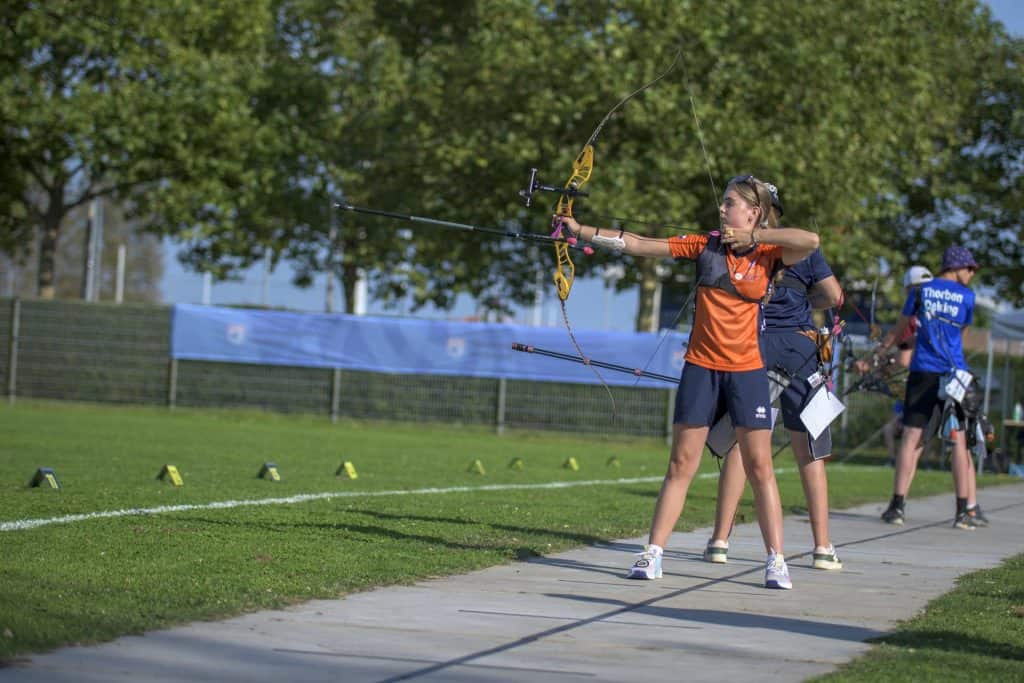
[274,649,596,678]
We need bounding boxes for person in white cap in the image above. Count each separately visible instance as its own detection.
[895,265,933,367]
[903,265,933,287]
[878,266,933,464]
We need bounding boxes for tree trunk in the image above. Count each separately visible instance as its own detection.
[635,258,660,332]
[341,232,360,314]
[37,190,65,300]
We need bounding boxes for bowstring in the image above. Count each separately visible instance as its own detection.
[629,50,721,387]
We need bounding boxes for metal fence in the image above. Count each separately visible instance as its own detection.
[1,298,675,438]
[4,297,1017,452]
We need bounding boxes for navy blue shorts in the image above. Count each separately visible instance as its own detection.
[673,363,772,429]
[761,331,820,432]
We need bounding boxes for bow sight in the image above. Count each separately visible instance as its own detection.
[518,167,590,208]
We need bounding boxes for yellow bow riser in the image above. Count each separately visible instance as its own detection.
[552,145,594,302]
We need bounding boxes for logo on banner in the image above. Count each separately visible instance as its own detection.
[671,349,686,370]
[226,324,247,345]
[446,337,466,359]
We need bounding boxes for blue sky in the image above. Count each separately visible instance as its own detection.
[160,2,1024,330]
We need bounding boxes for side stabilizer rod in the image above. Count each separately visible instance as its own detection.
[511,342,678,384]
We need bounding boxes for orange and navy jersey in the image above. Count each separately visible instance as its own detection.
[668,234,784,371]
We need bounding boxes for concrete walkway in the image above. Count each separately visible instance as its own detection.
[4,483,1024,682]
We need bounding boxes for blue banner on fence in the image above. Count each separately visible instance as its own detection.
[170,304,688,388]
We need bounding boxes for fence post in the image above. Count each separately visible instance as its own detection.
[115,243,126,304]
[167,358,178,410]
[7,298,19,404]
[665,386,675,446]
[496,377,507,435]
[1001,338,1012,454]
[330,368,341,423]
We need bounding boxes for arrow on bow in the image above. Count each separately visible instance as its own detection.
[335,202,595,253]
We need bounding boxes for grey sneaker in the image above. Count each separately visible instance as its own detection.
[881,504,905,526]
[812,544,843,570]
[703,540,729,564]
[953,511,978,530]
[967,505,989,527]
[764,552,792,590]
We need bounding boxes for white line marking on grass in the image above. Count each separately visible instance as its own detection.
[0,467,798,532]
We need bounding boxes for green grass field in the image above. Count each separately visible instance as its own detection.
[0,399,1012,668]
[816,555,1024,682]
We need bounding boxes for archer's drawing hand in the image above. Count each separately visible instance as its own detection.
[721,225,755,248]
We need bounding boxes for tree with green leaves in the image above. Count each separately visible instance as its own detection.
[0,0,271,298]
[375,0,1024,330]
[5,0,1019,331]
[869,8,1023,307]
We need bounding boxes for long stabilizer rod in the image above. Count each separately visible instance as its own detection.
[336,203,591,251]
[511,342,678,384]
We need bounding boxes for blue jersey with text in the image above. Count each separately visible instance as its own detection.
[763,249,833,333]
[902,278,974,372]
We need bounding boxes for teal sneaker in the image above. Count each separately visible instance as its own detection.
[812,544,843,570]
[703,539,729,564]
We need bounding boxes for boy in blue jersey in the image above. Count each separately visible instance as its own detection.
[866,247,983,529]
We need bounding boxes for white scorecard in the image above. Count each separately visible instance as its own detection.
[800,386,846,440]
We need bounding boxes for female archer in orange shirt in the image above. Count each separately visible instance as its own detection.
[562,175,818,589]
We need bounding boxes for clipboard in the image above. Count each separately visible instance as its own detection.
[799,385,846,440]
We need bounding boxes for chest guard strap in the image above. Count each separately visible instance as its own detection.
[695,232,769,304]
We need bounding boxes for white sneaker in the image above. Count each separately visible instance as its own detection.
[627,545,663,579]
[812,544,843,570]
[764,552,792,589]
[703,539,729,564]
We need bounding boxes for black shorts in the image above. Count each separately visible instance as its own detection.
[902,371,943,429]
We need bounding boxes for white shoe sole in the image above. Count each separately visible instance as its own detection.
[703,547,728,564]
[812,558,843,570]
[627,569,662,580]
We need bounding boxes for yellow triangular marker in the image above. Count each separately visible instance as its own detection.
[563,457,580,471]
[467,459,486,475]
[28,467,61,489]
[258,462,281,481]
[508,457,524,471]
[606,456,621,468]
[156,465,183,486]
[336,461,358,479]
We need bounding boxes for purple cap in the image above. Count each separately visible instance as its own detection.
[940,246,978,273]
